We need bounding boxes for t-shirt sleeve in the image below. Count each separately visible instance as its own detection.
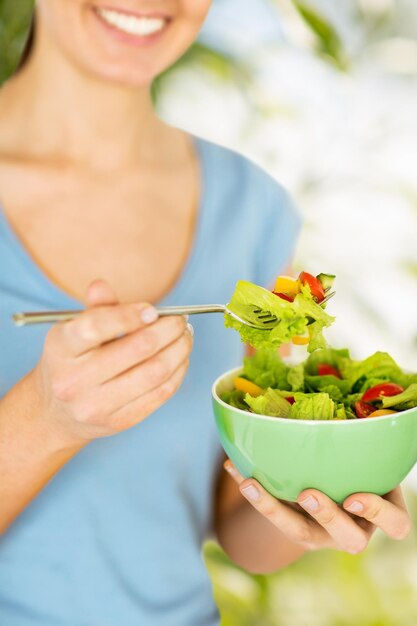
[254,175,303,288]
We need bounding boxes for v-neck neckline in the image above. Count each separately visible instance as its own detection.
[0,135,210,309]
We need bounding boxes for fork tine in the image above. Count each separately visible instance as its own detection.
[227,290,336,331]
[321,291,336,305]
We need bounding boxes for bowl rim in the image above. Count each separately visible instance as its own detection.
[212,365,417,426]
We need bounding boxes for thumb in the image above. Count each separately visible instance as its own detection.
[85,279,119,308]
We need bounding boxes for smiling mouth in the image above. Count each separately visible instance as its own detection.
[94,6,170,37]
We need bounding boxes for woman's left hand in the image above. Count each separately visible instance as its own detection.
[224,460,412,554]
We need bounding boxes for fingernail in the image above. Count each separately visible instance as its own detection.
[346,500,364,514]
[187,323,194,337]
[140,306,159,324]
[241,484,261,501]
[224,462,237,478]
[299,495,319,512]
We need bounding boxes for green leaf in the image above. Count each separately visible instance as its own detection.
[292,1,348,70]
[305,347,351,375]
[340,351,411,390]
[287,362,304,391]
[0,0,34,85]
[243,349,290,390]
[245,388,292,418]
[290,392,335,420]
[381,384,417,410]
[220,390,249,411]
[304,374,351,401]
[225,280,334,351]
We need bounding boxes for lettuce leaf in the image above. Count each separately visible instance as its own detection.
[335,403,357,420]
[304,375,351,401]
[287,363,305,392]
[304,347,351,375]
[221,344,415,421]
[290,393,335,420]
[381,384,417,411]
[245,389,292,418]
[339,352,410,389]
[242,349,290,390]
[220,390,249,411]
[225,280,334,351]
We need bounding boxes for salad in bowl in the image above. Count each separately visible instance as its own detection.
[212,271,417,502]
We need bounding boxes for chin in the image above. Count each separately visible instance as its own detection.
[83,57,163,88]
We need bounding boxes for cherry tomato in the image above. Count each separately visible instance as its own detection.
[355,401,375,419]
[298,271,325,303]
[361,383,404,404]
[273,291,294,303]
[317,363,342,378]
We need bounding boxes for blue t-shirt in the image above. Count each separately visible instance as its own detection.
[0,137,301,626]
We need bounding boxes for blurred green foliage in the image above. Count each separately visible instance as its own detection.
[292,0,348,69]
[0,0,33,84]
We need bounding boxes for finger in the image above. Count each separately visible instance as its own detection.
[298,490,370,554]
[85,315,188,384]
[55,302,159,357]
[85,279,119,307]
[223,460,246,483]
[223,465,331,549]
[352,516,375,534]
[99,328,193,411]
[385,486,408,510]
[343,488,412,540]
[108,359,190,431]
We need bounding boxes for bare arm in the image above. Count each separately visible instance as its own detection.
[0,372,85,533]
[214,457,306,574]
[0,280,192,533]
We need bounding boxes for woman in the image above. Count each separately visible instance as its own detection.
[0,2,411,625]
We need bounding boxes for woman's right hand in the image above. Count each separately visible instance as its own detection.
[32,280,193,444]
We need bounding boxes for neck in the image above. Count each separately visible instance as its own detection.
[1,26,163,171]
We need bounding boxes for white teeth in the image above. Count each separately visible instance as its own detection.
[96,8,167,36]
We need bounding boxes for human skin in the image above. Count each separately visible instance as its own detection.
[0,0,411,569]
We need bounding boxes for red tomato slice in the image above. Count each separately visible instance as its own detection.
[361,383,404,404]
[355,401,374,419]
[298,272,325,303]
[286,396,295,405]
[317,363,342,378]
[272,291,294,303]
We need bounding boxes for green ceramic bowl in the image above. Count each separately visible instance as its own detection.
[212,367,417,503]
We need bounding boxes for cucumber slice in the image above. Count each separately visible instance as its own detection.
[317,273,335,292]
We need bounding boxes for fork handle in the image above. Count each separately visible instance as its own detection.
[12,304,226,327]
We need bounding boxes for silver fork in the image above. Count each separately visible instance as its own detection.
[12,292,335,329]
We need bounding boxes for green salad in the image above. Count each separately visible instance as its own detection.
[222,271,417,420]
[221,348,417,421]
[225,271,335,352]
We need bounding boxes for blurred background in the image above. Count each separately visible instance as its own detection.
[1,0,417,624]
